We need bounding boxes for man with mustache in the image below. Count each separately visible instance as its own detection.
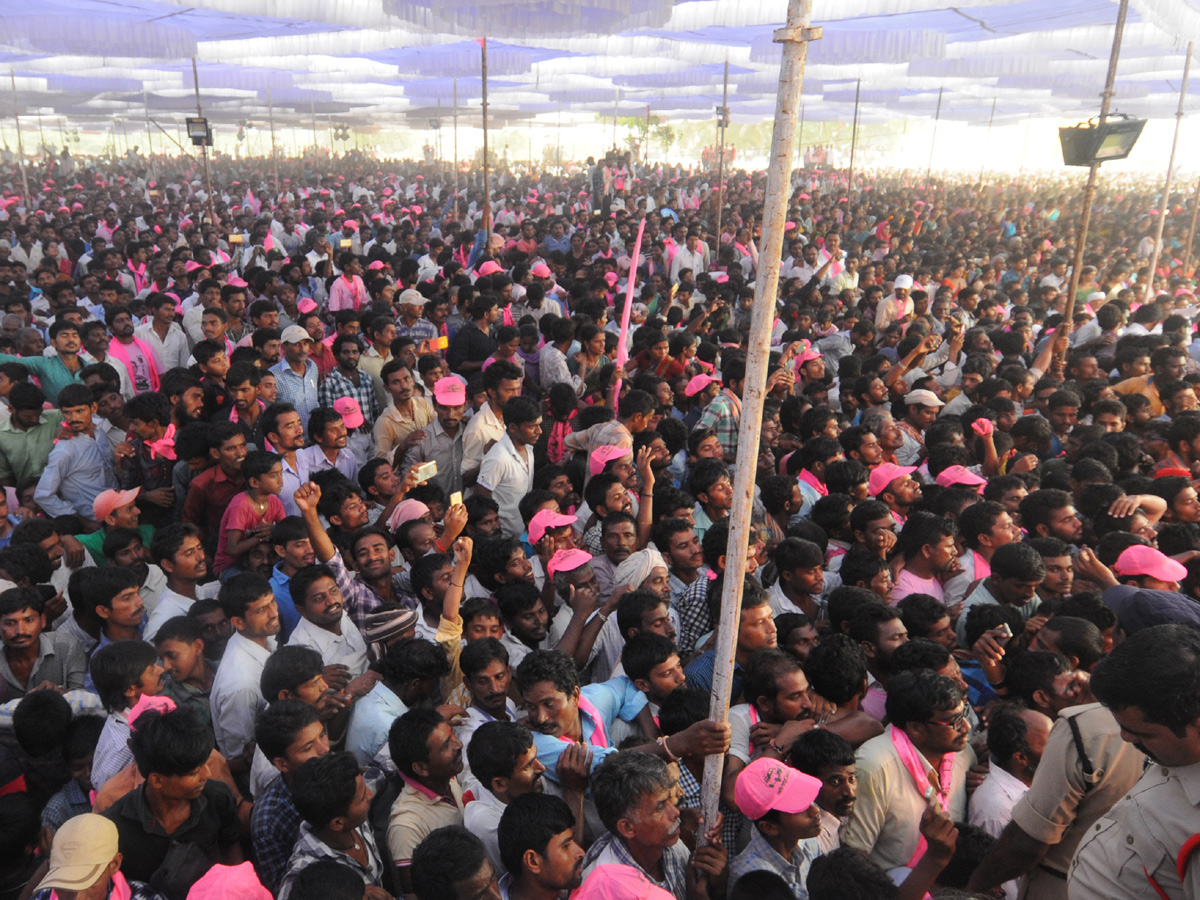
[0,586,86,702]
[497,793,587,900]
[286,563,370,678]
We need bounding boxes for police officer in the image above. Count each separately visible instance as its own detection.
[1069,625,1200,900]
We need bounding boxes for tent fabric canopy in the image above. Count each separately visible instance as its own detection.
[1,0,1197,132]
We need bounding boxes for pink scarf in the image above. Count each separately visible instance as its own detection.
[798,468,828,498]
[148,423,177,461]
[563,695,609,749]
[889,724,955,867]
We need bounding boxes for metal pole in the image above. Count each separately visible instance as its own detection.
[143,88,156,181]
[847,78,861,193]
[1145,42,1191,298]
[453,76,459,204]
[191,57,217,227]
[268,87,279,189]
[698,0,820,841]
[1183,175,1200,277]
[715,54,730,242]
[979,97,996,185]
[9,72,29,207]
[926,86,944,178]
[1060,0,1130,351]
[481,37,491,233]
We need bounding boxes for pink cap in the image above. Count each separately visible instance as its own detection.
[734,758,821,820]
[1114,545,1187,582]
[342,219,359,231]
[713,272,730,284]
[226,276,248,288]
[185,862,272,900]
[868,463,917,498]
[604,271,619,286]
[432,378,467,406]
[332,397,364,429]
[936,465,987,491]
[793,339,821,365]
[386,499,431,531]
[93,487,141,522]
[184,260,204,272]
[367,260,386,270]
[547,548,592,577]
[529,509,577,544]
[531,263,552,278]
[478,260,504,276]
[589,445,632,477]
[297,296,318,314]
[684,374,717,397]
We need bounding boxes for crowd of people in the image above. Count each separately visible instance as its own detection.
[0,144,1197,900]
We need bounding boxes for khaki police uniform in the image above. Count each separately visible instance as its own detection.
[1007,702,1145,900]
[1069,759,1200,900]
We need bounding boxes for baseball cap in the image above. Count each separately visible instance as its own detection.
[903,388,945,409]
[1102,584,1200,635]
[894,274,914,290]
[93,487,140,522]
[297,297,318,314]
[935,465,987,491]
[40,814,119,891]
[529,509,577,544]
[590,445,633,477]
[398,288,424,307]
[734,758,821,821]
[332,397,364,429]
[868,463,917,497]
[531,263,552,278]
[793,339,821,365]
[1113,545,1187,582]
[547,548,592,577]
[185,861,273,900]
[478,260,504,276]
[433,378,467,406]
[684,374,717,398]
[280,325,311,344]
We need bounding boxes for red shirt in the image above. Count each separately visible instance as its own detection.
[183,465,246,548]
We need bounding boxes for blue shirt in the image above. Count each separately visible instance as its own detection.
[531,677,647,785]
[270,564,302,641]
[34,429,117,519]
[346,680,407,766]
[685,651,744,702]
[270,358,319,427]
[251,772,304,894]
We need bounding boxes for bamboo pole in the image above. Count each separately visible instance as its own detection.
[1060,0,1130,358]
[927,86,944,178]
[1145,43,1191,296]
[268,87,279,189]
[847,78,861,192]
[481,38,491,233]
[714,55,730,241]
[698,0,820,840]
[191,57,216,227]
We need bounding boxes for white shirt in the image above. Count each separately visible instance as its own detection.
[478,433,535,539]
[287,612,369,677]
[969,763,1028,900]
[210,631,277,758]
[463,789,508,874]
[135,321,191,372]
[144,582,220,643]
[669,244,705,283]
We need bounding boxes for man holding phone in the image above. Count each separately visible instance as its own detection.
[405,378,467,497]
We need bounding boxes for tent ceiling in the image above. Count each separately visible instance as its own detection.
[1,0,1197,132]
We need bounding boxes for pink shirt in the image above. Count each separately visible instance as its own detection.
[891,569,944,606]
[214,492,285,572]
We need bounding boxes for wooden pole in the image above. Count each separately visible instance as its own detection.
[143,88,155,181]
[1145,42,1191,295]
[1183,174,1200,277]
[927,86,944,178]
[715,54,730,242]
[453,76,459,204]
[698,0,820,841]
[9,72,28,207]
[847,78,861,192]
[979,97,996,185]
[1060,0,1130,353]
[797,101,805,171]
[191,57,216,227]
[481,38,491,233]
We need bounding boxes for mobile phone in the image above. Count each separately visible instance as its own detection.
[997,623,1013,645]
[340,238,353,248]
[449,491,463,507]
[228,234,243,244]
[436,335,449,350]
[414,461,438,483]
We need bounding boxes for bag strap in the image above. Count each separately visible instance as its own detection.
[1067,713,1095,791]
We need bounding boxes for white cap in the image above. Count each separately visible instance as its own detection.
[894,274,914,290]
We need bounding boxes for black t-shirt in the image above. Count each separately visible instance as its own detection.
[104,779,240,887]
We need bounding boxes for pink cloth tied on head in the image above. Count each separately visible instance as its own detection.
[387,499,431,531]
[129,693,177,730]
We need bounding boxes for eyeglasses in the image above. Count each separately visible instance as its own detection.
[927,710,969,730]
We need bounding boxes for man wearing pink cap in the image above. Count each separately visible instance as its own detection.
[1111,544,1188,592]
[404,378,468,497]
[868,462,921,527]
[297,406,359,483]
[731,757,824,895]
[317,335,381,466]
